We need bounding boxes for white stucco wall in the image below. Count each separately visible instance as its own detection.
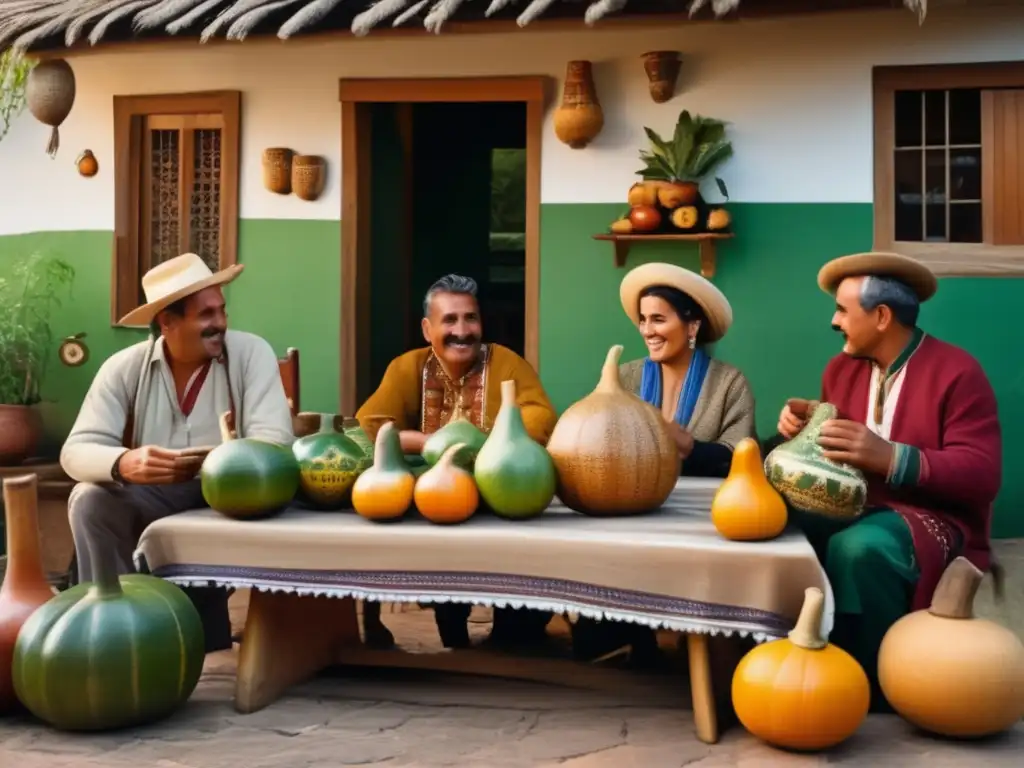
[0,5,1022,234]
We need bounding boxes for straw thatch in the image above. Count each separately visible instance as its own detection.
[0,0,927,51]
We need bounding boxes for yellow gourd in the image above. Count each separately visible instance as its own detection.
[414,444,479,525]
[878,556,1024,738]
[351,422,414,522]
[546,345,679,516]
[710,438,787,541]
[733,587,870,751]
[670,205,699,231]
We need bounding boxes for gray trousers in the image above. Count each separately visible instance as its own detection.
[67,479,231,651]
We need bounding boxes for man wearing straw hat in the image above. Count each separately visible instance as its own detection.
[775,251,1001,708]
[60,253,294,650]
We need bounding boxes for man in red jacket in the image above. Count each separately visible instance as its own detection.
[776,251,1002,708]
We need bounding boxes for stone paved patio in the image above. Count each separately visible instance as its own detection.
[2,598,1022,768]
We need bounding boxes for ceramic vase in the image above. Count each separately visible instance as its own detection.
[553,61,604,150]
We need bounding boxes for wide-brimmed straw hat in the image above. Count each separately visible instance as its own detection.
[118,253,244,326]
[619,262,733,343]
[817,251,937,302]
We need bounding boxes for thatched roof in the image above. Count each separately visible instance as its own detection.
[0,0,925,52]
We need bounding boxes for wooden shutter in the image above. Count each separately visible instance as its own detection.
[982,89,1024,245]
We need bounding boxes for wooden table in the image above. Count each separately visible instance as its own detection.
[136,479,833,744]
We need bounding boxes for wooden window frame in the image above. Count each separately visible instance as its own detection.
[873,63,1024,276]
[111,90,241,326]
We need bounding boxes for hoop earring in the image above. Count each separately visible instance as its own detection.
[688,337,696,350]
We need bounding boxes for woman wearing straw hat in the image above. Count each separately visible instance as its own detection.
[572,262,757,665]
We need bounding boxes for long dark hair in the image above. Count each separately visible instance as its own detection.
[638,285,709,346]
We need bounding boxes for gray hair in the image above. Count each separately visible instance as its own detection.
[423,274,478,317]
[860,275,920,328]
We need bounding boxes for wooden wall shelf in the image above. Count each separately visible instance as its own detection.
[593,233,735,278]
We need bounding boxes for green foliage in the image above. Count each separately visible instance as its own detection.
[636,110,734,199]
[0,253,75,405]
[0,50,35,145]
[490,148,527,234]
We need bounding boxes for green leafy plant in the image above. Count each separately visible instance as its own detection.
[0,253,75,406]
[490,148,527,233]
[636,110,733,199]
[0,50,35,145]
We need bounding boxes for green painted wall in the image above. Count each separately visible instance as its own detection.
[2,203,1021,537]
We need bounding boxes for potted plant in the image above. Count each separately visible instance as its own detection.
[0,253,75,465]
[633,109,733,209]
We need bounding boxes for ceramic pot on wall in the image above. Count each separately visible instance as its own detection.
[553,61,604,150]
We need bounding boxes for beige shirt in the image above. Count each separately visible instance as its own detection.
[60,330,294,484]
[866,364,907,441]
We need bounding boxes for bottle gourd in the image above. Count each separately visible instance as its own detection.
[711,438,787,541]
[546,345,679,516]
[474,379,556,520]
[292,412,368,508]
[352,421,415,522]
[414,444,479,525]
[421,406,487,470]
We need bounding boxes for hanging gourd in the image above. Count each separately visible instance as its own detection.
[878,556,1024,737]
[763,402,867,520]
[292,413,368,508]
[0,475,57,714]
[25,59,76,158]
[546,345,679,516]
[12,537,205,732]
[414,444,479,525]
[352,421,415,522]
[732,587,870,751]
[421,405,487,470]
[711,438,788,542]
[201,411,300,519]
[474,380,557,520]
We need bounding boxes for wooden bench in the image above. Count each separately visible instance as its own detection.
[135,480,834,745]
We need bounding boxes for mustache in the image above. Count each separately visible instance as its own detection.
[831,323,847,339]
[202,327,226,339]
[443,334,479,346]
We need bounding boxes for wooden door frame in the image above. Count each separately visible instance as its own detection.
[338,76,547,415]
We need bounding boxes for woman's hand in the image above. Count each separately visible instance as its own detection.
[663,420,695,460]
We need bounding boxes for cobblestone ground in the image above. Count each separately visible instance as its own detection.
[2,602,1021,768]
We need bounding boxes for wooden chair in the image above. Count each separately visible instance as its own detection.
[278,347,300,416]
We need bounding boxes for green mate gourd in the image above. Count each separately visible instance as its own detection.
[12,538,205,732]
[292,413,368,508]
[474,379,557,520]
[202,411,300,519]
[763,402,867,520]
[422,405,487,470]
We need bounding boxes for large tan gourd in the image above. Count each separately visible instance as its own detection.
[546,345,679,516]
[878,556,1024,737]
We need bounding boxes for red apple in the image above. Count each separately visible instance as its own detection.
[629,205,662,232]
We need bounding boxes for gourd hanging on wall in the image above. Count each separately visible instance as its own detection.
[25,59,76,158]
[553,61,604,150]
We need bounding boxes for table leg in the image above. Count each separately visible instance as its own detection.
[686,632,719,744]
[235,591,360,714]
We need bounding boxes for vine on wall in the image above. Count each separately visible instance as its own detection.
[0,50,35,144]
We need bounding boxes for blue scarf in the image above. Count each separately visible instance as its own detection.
[639,348,711,427]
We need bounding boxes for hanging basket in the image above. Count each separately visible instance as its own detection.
[262,147,294,195]
[25,59,76,158]
[292,155,326,201]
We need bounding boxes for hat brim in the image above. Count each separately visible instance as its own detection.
[817,252,937,302]
[118,264,245,326]
[620,263,733,343]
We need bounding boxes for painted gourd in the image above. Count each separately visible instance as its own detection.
[474,379,557,520]
[763,402,867,520]
[878,556,1024,737]
[733,587,870,751]
[201,411,299,519]
[421,410,487,470]
[711,438,788,541]
[341,417,374,471]
[292,412,367,508]
[12,539,204,732]
[352,421,415,522]
[0,475,57,713]
[546,344,679,516]
[414,444,479,525]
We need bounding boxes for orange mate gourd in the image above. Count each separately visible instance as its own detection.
[414,443,479,525]
[710,437,787,541]
[351,421,414,522]
[732,587,870,751]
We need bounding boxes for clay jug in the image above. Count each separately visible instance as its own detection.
[553,61,604,150]
[0,474,57,713]
[763,402,867,520]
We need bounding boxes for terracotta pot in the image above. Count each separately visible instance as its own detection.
[657,181,699,209]
[0,474,57,713]
[0,406,42,466]
[642,51,681,104]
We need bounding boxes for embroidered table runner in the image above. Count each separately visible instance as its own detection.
[135,478,834,641]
